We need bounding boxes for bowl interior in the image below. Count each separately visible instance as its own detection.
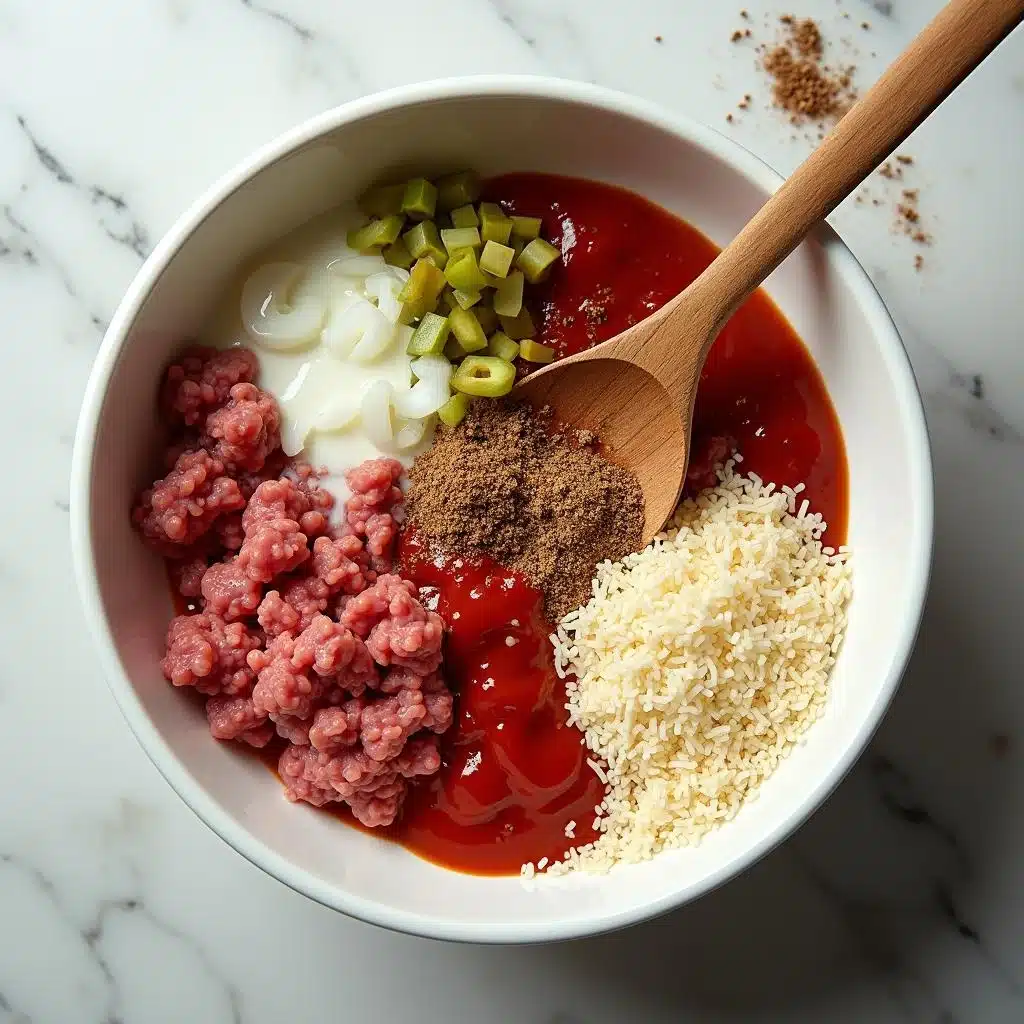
[77,84,929,942]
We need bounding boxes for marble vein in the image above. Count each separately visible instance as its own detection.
[238,0,313,42]
[0,845,245,1024]
[791,848,949,1023]
[2,201,106,334]
[16,116,152,265]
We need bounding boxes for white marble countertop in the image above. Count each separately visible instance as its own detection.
[2,0,1023,1021]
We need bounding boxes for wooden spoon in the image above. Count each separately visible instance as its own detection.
[516,0,1024,543]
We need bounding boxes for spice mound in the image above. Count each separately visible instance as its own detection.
[405,399,644,620]
[762,16,856,124]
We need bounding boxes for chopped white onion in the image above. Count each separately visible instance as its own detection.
[241,262,325,350]
[393,355,452,420]
[314,393,360,433]
[394,324,414,352]
[410,354,454,387]
[365,271,405,324]
[360,379,394,447]
[278,361,322,456]
[330,254,387,278]
[322,297,395,364]
[326,276,365,310]
[394,415,431,451]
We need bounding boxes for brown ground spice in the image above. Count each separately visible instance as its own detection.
[761,16,856,124]
[406,400,644,621]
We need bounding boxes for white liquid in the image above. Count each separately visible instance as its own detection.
[202,204,433,502]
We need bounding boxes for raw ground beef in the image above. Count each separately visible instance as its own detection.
[134,346,453,827]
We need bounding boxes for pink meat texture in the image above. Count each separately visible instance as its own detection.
[133,348,451,826]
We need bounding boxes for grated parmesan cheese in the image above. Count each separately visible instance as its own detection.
[543,459,852,875]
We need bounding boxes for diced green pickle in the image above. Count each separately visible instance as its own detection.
[444,335,469,361]
[399,259,447,318]
[401,178,438,221]
[444,250,488,292]
[435,171,482,212]
[450,204,480,229]
[499,307,536,340]
[452,355,517,397]
[437,392,471,427]
[407,312,451,356]
[452,288,482,310]
[478,201,513,245]
[383,237,414,269]
[448,306,488,353]
[403,221,447,269]
[492,270,524,317]
[510,215,542,241]
[487,331,520,362]
[474,305,498,337]
[440,226,482,253]
[346,215,404,251]
[519,338,556,363]
[517,237,560,283]
[479,241,515,278]
[357,182,405,218]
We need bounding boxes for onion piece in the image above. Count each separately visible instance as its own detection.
[360,379,394,447]
[241,263,325,350]
[322,297,395,363]
[393,355,453,420]
[394,415,431,451]
[330,254,387,278]
[277,361,321,456]
[410,354,454,387]
[394,324,414,353]
[365,271,406,324]
[314,393,360,433]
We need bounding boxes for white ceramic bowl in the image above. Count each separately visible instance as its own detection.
[71,76,932,944]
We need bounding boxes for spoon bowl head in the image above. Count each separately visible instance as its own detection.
[514,356,688,544]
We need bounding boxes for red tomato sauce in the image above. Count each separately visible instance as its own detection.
[489,172,847,547]
[267,173,847,876]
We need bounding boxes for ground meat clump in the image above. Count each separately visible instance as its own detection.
[134,347,452,827]
[200,560,263,621]
[203,382,281,473]
[406,399,644,620]
[171,554,210,599]
[161,346,259,426]
[206,696,273,747]
[162,612,261,696]
[133,450,245,549]
[345,458,403,569]
[311,534,373,595]
[309,701,364,755]
[237,518,309,582]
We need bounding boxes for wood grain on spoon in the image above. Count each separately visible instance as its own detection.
[515,0,1024,544]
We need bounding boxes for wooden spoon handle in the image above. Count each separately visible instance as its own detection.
[686,0,1024,337]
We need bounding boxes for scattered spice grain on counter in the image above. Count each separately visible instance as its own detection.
[406,398,644,620]
[728,11,935,269]
[761,16,857,124]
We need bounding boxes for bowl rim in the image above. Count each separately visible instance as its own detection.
[70,74,934,945]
